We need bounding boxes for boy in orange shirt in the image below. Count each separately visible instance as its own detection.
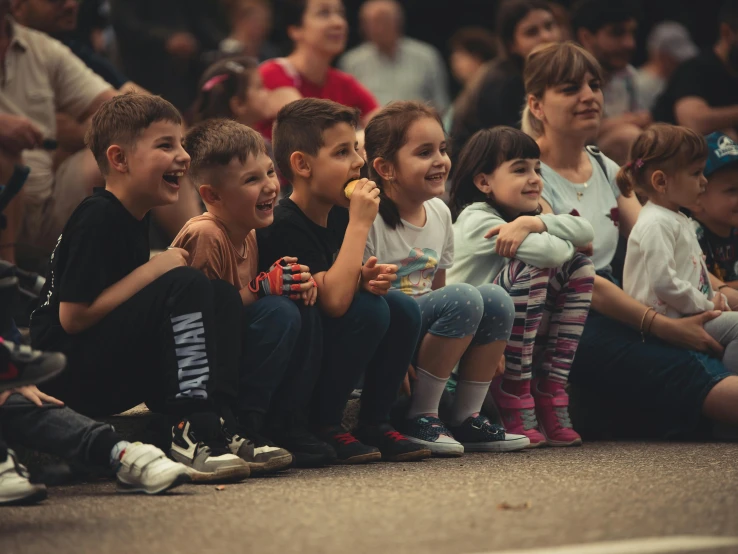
[173,119,334,468]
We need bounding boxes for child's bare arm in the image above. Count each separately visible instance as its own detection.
[317,180,379,317]
[59,248,189,334]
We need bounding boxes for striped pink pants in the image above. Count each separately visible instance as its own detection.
[493,253,595,384]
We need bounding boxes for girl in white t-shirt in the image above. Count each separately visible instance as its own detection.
[619,124,738,371]
[448,127,595,447]
[363,101,529,456]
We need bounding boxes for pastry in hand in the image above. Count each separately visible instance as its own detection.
[344,180,360,199]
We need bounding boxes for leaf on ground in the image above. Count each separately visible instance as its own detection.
[497,501,531,511]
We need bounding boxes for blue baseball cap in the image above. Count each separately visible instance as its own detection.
[705,132,738,177]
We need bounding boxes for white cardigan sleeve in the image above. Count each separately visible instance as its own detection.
[639,220,715,315]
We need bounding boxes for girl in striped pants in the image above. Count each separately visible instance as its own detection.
[448,127,595,447]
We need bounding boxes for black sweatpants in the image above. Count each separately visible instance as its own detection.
[41,267,241,418]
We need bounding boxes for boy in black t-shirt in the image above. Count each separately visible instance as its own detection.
[30,94,250,483]
[257,98,430,464]
[691,132,738,295]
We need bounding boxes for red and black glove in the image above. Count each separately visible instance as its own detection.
[248,258,311,300]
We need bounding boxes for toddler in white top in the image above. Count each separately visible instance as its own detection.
[621,124,738,370]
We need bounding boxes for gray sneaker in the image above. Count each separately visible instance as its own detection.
[222,422,293,475]
[170,417,250,483]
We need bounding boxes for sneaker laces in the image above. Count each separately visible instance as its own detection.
[554,406,573,429]
[384,430,408,443]
[520,409,539,431]
[333,432,359,446]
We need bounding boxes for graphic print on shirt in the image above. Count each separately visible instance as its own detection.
[394,247,438,294]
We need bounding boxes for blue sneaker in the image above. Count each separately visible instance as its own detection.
[402,415,463,457]
[448,414,530,452]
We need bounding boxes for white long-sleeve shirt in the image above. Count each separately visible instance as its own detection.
[623,202,714,318]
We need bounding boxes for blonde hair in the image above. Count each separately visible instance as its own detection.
[615,124,707,198]
[521,41,603,138]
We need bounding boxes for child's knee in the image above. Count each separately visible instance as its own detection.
[567,252,596,278]
[384,291,422,331]
[477,283,515,339]
[210,278,242,305]
[346,292,391,336]
[255,295,302,336]
[428,283,486,337]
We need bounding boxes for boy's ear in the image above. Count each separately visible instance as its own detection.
[198,184,219,205]
[290,151,312,179]
[372,157,394,181]
[651,170,668,193]
[106,144,127,174]
[473,172,492,193]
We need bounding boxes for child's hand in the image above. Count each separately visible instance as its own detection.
[715,292,730,312]
[150,247,190,277]
[361,257,398,296]
[348,178,380,226]
[0,385,64,407]
[249,257,314,300]
[484,216,544,258]
[576,242,594,257]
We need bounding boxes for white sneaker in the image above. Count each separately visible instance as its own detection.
[0,449,47,506]
[171,418,251,483]
[116,443,191,495]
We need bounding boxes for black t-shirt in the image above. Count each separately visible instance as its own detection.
[694,220,738,283]
[652,51,738,124]
[63,39,129,89]
[450,58,525,157]
[256,197,349,275]
[31,189,151,350]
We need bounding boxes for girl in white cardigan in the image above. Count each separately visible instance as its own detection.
[448,127,595,447]
[619,124,738,371]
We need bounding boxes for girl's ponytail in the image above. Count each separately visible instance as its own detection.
[615,164,636,198]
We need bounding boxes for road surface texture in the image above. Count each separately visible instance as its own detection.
[2,442,737,554]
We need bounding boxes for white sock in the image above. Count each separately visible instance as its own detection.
[449,379,492,426]
[406,367,449,419]
[109,441,131,471]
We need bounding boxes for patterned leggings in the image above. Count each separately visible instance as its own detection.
[493,253,595,384]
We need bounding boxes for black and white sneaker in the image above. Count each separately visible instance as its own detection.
[221,418,292,475]
[170,413,251,483]
[355,424,431,462]
[264,420,337,468]
[317,426,381,465]
[448,414,530,452]
[0,449,47,506]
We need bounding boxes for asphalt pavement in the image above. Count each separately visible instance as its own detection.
[1,442,737,554]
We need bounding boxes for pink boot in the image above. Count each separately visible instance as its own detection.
[532,378,582,447]
[489,378,547,447]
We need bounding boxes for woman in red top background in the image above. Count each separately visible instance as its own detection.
[256,0,380,141]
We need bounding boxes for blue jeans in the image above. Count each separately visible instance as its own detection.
[238,296,322,419]
[313,291,422,427]
[570,309,733,437]
[0,394,122,468]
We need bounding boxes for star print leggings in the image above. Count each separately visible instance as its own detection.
[493,253,595,383]
[413,283,515,350]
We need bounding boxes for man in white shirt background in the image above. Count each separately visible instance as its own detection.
[339,0,450,112]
